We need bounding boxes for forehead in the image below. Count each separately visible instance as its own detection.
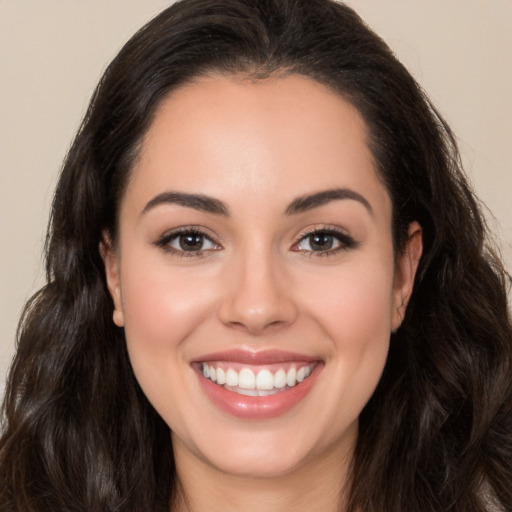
[126,74,390,220]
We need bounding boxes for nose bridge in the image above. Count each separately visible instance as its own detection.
[218,239,297,333]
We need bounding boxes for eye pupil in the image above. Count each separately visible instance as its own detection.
[310,233,333,251]
[179,233,203,251]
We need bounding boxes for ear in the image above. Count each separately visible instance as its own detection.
[391,221,423,331]
[99,232,125,327]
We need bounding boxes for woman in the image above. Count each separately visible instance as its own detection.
[1,0,511,510]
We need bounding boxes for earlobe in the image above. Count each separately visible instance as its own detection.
[392,221,423,331]
[99,232,125,327]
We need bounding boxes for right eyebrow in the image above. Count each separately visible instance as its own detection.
[140,191,230,217]
[285,187,373,217]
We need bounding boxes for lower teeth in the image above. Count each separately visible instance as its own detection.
[223,385,285,397]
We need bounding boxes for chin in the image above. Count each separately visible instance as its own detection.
[201,441,311,479]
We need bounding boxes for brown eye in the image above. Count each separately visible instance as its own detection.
[297,232,341,252]
[308,233,335,251]
[293,228,357,256]
[178,233,207,251]
[162,230,219,253]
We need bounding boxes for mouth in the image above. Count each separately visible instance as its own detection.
[199,361,317,396]
[192,350,322,419]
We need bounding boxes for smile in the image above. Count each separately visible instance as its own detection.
[193,350,322,419]
[201,362,316,396]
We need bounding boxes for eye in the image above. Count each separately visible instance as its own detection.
[298,232,340,252]
[292,228,356,255]
[170,232,216,252]
[156,228,220,255]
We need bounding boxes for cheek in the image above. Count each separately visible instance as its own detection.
[118,253,219,411]
[302,255,395,342]
[120,253,216,348]
[298,255,394,410]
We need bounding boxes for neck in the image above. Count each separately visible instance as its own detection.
[171,431,355,512]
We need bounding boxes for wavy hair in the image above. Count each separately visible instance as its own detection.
[1,0,511,510]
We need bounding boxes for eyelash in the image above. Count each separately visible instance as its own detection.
[291,226,357,258]
[154,227,220,259]
[154,226,357,259]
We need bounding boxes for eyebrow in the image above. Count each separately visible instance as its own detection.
[142,191,230,216]
[285,188,373,216]
[141,187,372,218]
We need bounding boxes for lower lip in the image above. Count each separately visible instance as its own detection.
[196,363,322,420]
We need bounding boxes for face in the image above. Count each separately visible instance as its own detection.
[103,75,421,480]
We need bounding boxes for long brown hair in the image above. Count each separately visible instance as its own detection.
[1,1,511,510]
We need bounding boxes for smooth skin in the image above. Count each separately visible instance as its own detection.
[102,74,422,512]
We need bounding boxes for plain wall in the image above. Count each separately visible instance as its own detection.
[1,0,511,397]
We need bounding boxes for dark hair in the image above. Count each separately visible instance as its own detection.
[1,0,511,510]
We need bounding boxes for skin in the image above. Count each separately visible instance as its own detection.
[102,74,422,511]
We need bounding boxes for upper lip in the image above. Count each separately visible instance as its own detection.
[192,349,319,365]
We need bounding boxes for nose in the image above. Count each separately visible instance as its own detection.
[218,248,298,335]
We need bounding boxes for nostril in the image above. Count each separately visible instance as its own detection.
[225,318,286,335]
[219,303,298,335]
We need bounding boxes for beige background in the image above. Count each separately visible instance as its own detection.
[1,1,511,397]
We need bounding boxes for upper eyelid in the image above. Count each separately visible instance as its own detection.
[158,225,220,242]
[292,225,357,252]
[167,230,216,244]
[155,228,222,258]
[295,225,352,241]
[153,228,221,256]
[154,224,355,250]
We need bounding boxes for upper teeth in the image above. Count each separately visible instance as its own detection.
[202,363,314,392]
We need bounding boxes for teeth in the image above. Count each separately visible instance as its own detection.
[225,368,239,387]
[286,367,296,387]
[225,386,281,397]
[274,369,287,389]
[239,368,256,389]
[216,367,226,385]
[234,388,259,396]
[256,369,274,390]
[201,362,315,394]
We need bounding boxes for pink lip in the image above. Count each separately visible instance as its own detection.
[192,349,323,420]
[193,349,318,365]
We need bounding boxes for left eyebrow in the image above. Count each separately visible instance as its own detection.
[141,191,230,216]
[285,188,373,216]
